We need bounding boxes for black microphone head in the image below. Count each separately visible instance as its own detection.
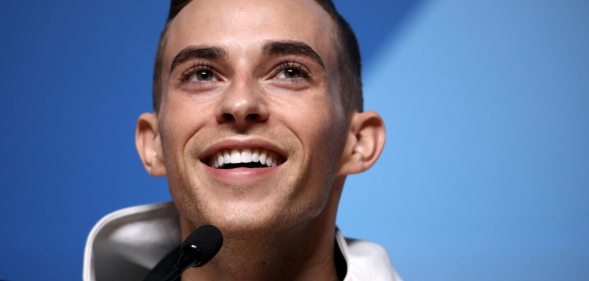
[182,224,224,267]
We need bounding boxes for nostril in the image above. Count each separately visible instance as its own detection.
[246,113,263,122]
[217,101,269,125]
[221,113,235,122]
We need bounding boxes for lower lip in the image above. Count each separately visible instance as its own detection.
[202,163,282,181]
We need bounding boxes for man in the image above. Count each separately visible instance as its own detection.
[83,0,402,280]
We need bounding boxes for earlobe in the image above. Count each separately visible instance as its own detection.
[338,111,386,175]
[135,113,166,176]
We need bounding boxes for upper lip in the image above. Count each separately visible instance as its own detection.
[199,137,288,164]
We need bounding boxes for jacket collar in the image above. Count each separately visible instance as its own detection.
[83,202,401,281]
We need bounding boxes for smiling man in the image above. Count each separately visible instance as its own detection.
[83,0,402,280]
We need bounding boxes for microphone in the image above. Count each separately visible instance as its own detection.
[162,224,224,281]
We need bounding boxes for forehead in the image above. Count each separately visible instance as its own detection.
[164,0,338,67]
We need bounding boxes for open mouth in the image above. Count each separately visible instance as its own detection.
[205,148,286,169]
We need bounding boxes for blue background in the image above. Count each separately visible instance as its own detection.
[1,0,588,280]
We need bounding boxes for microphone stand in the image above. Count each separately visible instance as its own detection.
[160,224,223,281]
[162,244,203,281]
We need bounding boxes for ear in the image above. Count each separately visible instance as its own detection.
[135,113,166,176]
[338,111,386,175]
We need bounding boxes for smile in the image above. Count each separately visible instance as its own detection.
[206,148,285,169]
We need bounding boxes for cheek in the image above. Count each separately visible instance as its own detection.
[158,98,209,174]
[307,97,347,151]
[289,95,348,174]
[289,102,347,217]
[160,91,215,146]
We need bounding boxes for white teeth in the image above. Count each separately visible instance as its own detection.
[209,148,281,168]
[241,149,252,163]
[223,151,231,164]
[259,151,267,164]
[251,150,260,162]
[266,154,273,167]
[230,149,241,163]
[217,154,224,167]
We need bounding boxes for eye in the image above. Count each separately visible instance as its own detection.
[190,69,215,81]
[180,64,219,83]
[274,62,311,81]
[277,67,304,79]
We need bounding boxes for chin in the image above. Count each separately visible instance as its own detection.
[210,201,286,233]
[171,176,329,236]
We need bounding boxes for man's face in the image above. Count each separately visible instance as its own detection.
[156,0,350,233]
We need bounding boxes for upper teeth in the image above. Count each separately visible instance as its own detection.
[210,148,280,168]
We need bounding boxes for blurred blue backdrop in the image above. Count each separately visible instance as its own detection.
[1,0,588,280]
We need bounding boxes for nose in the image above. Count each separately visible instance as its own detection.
[216,76,269,129]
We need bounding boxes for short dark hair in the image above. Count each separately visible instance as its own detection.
[152,0,363,113]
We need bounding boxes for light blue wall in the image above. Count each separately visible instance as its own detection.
[338,0,589,280]
[0,0,587,280]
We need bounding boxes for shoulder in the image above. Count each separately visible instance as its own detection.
[337,232,404,281]
[83,202,180,281]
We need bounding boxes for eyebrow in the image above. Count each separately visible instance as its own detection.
[169,46,228,74]
[263,40,325,69]
[169,40,325,75]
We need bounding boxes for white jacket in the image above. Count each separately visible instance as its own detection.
[83,202,403,281]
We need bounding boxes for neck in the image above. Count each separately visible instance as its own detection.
[179,184,344,281]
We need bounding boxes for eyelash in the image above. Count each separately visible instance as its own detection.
[273,61,311,80]
[179,63,216,83]
[177,60,312,84]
